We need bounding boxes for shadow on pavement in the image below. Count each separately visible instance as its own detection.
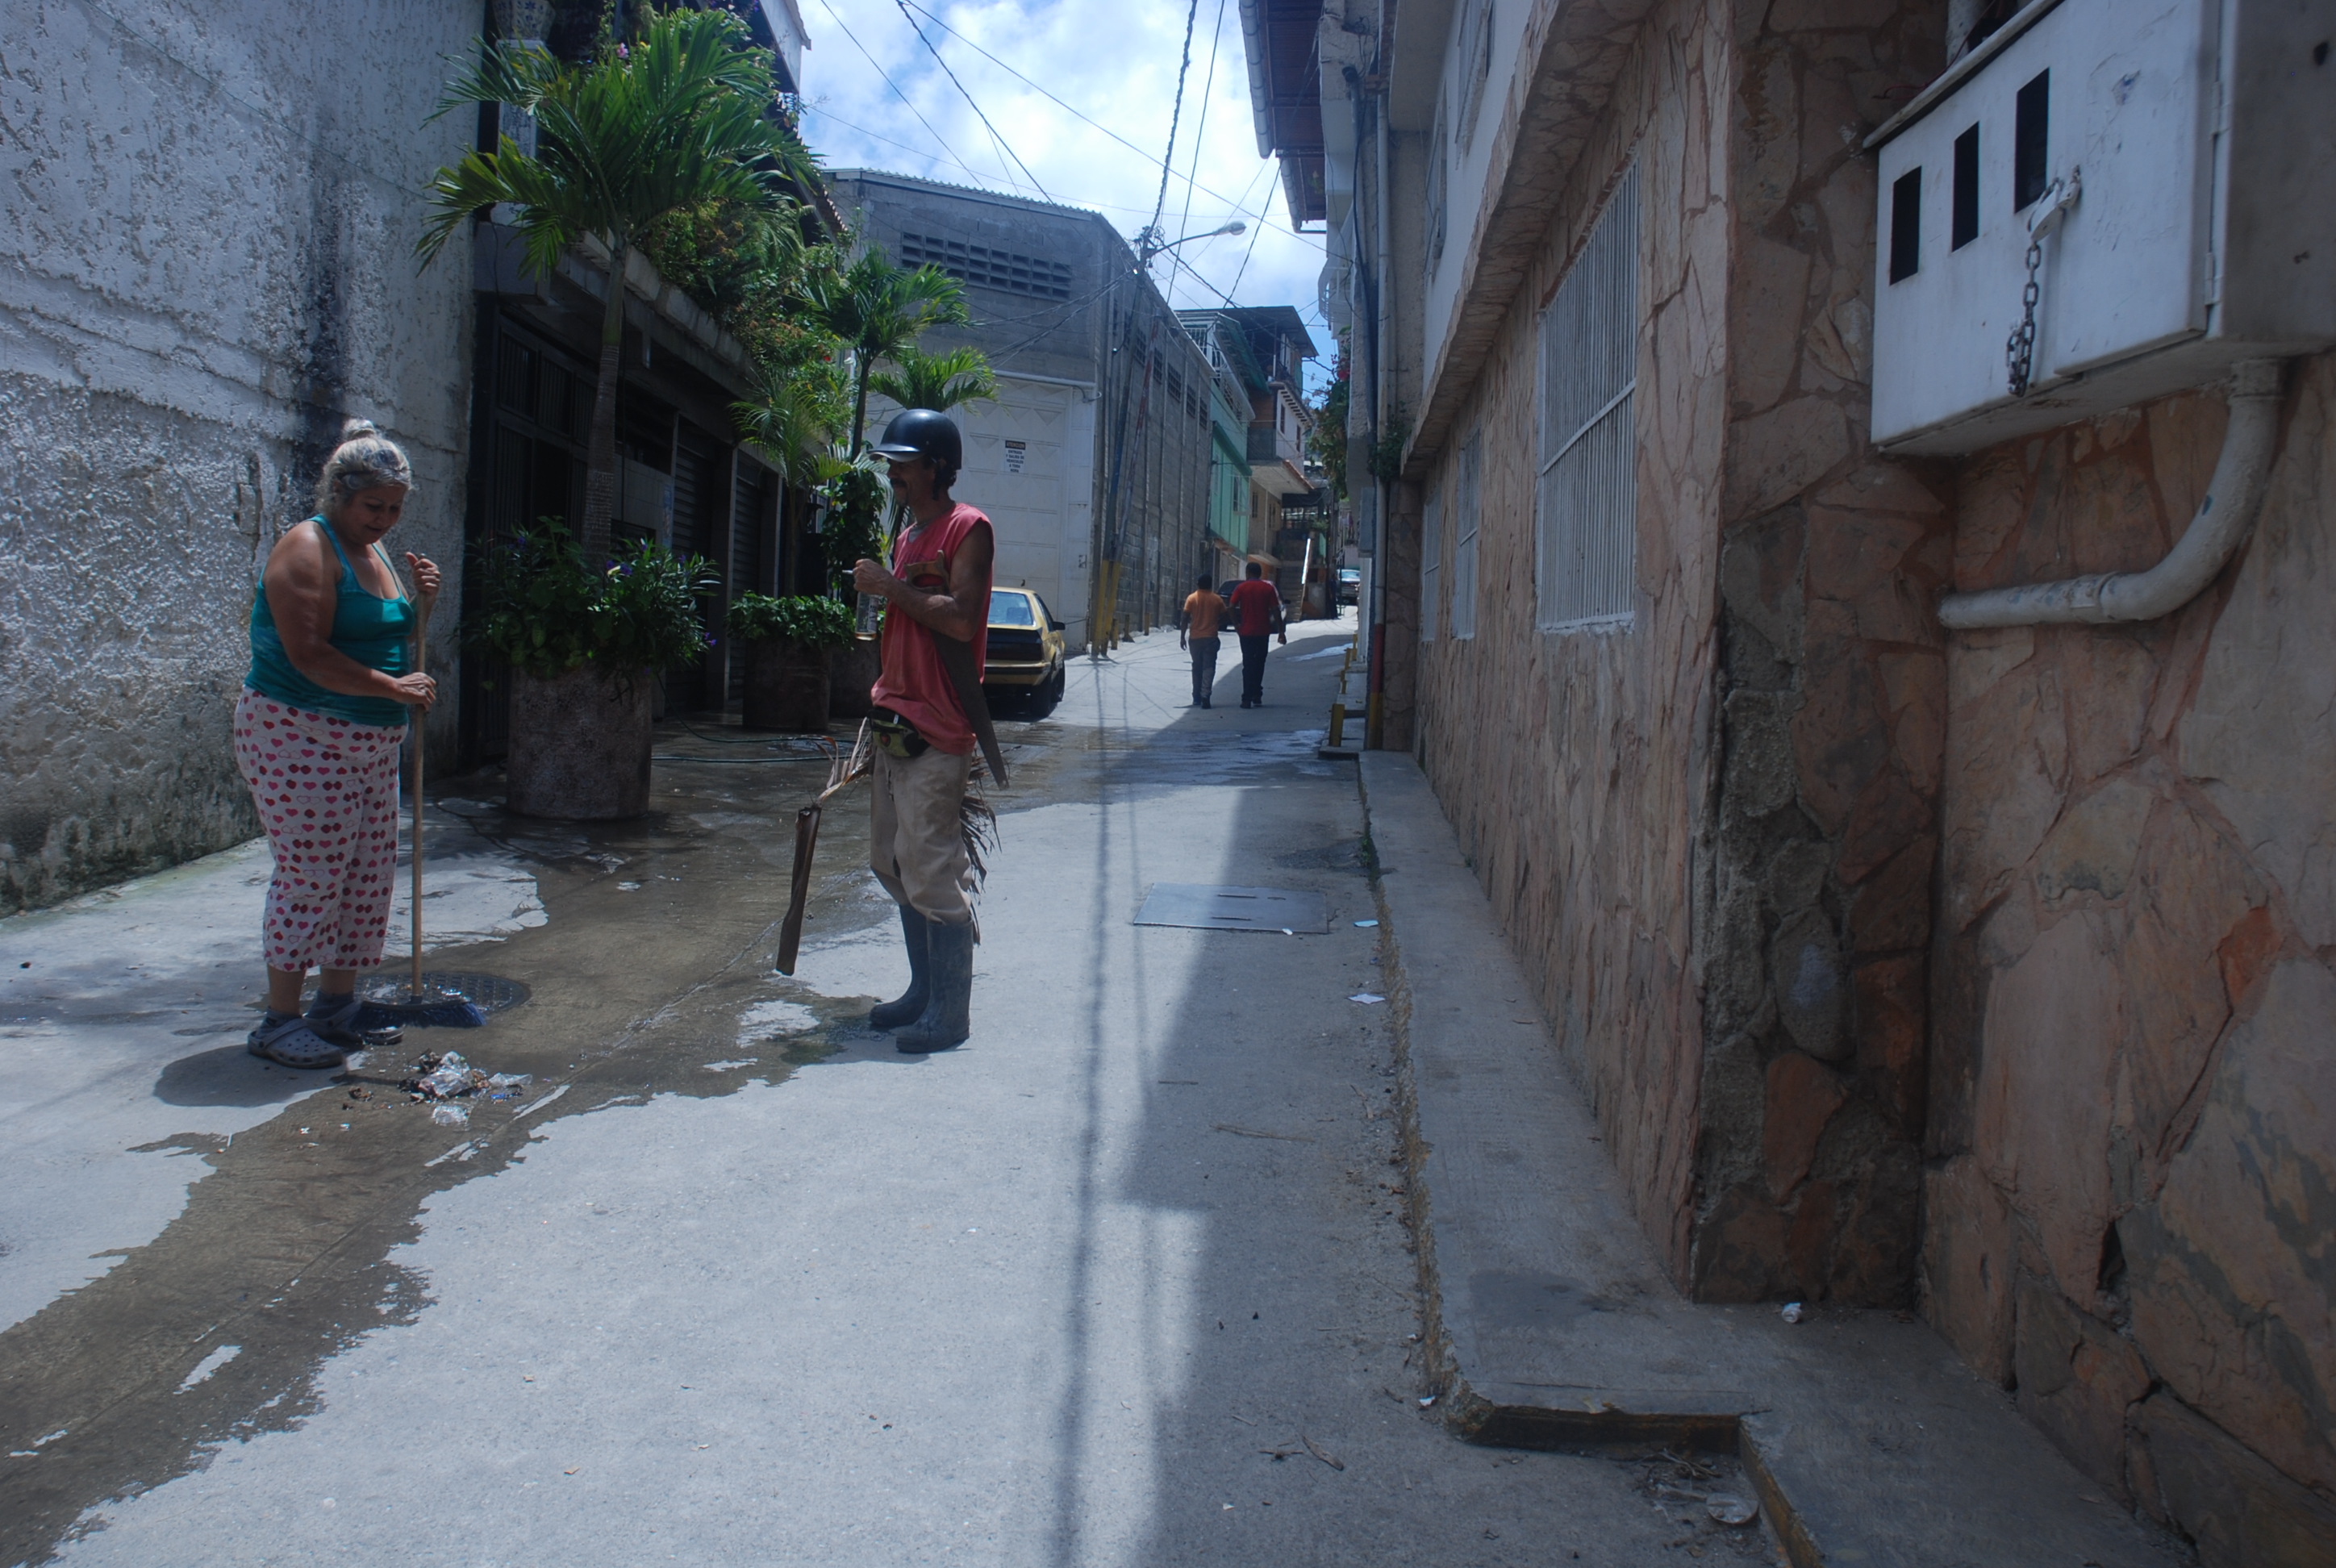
[149,1044,319,1108]
[1018,619,1701,1566]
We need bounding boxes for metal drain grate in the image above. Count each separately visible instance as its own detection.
[1133,884,1329,933]
[358,971,532,1015]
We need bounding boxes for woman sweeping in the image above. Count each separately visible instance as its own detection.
[236,419,439,1068]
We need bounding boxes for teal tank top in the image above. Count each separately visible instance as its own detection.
[246,519,416,728]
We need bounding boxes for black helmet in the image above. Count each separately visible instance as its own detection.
[870,408,962,476]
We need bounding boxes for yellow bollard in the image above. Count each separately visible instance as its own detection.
[1329,703,1346,749]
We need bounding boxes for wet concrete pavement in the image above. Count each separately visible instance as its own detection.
[1,615,1754,1566]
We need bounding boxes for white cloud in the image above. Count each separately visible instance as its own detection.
[795,0,1334,382]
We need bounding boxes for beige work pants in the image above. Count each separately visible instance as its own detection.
[870,744,974,925]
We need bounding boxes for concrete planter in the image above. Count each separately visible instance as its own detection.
[828,634,880,720]
[741,639,832,732]
[506,664,654,819]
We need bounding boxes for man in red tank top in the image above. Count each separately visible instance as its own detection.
[852,409,995,1053]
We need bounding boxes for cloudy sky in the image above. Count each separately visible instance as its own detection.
[792,0,1333,387]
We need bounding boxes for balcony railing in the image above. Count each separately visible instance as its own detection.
[1247,420,1304,471]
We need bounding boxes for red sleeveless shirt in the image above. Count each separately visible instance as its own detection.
[871,503,992,754]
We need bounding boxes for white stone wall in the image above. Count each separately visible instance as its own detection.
[870,377,1099,643]
[0,0,479,912]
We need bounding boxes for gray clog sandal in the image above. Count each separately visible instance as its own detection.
[306,990,400,1049]
[246,1014,348,1070]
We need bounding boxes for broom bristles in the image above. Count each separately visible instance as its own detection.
[959,771,999,890]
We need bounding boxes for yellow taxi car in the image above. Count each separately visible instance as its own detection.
[983,588,1067,716]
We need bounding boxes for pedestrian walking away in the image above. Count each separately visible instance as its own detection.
[1179,570,1224,707]
[236,419,440,1068]
[853,407,999,1053]
[1228,560,1286,708]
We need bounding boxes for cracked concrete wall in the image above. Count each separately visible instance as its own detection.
[0,0,477,914]
[1925,356,2336,1566]
[1686,0,1950,1308]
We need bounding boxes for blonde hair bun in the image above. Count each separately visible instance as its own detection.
[315,418,414,515]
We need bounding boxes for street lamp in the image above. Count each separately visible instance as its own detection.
[1137,219,1245,264]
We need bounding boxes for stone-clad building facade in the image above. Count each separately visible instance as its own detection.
[1262,0,2336,1558]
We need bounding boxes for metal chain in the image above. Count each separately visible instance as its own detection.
[2005,232,2043,398]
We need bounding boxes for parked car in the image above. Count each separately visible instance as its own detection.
[983,588,1066,716]
[1337,567,1361,607]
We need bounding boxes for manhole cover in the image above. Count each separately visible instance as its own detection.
[357,971,532,1015]
[1134,884,1329,933]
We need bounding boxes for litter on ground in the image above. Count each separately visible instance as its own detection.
[401,1051,532,1103]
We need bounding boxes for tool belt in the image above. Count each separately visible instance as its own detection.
[869,707,931,760]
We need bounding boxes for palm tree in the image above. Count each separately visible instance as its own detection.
[794,248,970,455]
[419,10,819,551]
[733,357,846,489]
[868,344,998,418]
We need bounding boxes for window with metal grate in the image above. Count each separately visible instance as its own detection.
[1535,159,1639,634]
[1451,429,1480,641]
[1420,478,1442,643]
[1426,101,1450,270]
[1456,0,1495,152]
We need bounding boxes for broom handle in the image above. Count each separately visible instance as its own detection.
[411,594,427,999]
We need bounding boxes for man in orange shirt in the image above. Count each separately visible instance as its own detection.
[1178,572,1225,708]
[1227,561,1286,709]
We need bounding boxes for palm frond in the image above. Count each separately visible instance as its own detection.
[870,344,999,415]
[419,8,807,276]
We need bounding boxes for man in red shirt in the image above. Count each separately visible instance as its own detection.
[1227,561,1286,708]
[852,409,994,1053]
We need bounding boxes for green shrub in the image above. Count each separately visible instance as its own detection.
[471,520,718,678]
[817,461,890,580]
[726,592,857,648]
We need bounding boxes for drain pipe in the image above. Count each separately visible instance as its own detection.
[1938,359,2287,629]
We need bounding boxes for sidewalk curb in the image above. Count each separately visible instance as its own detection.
[1355,752,2179,1568]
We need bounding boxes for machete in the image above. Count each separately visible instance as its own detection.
[933,630,1009,789]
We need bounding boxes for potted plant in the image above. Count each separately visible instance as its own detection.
[473,522,717,819]
[728,593,856,732]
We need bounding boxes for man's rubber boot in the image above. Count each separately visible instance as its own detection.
[895,919,973,1053]
[868,905,932,1030]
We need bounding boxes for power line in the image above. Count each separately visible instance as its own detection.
[809,0,1023,197]
[891,0,1053,202]
[1166,156,1277,310]
[805,102,1243,221]
[895,0,1250,215]
[1164,0,1228,306]
[801,103,1027,198]
[1226,193,1274,297]
[1147,0,1203,241]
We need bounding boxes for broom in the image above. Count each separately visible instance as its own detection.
[355,587,490,1029]
[774,722,872,975]
[772,724,1000,975]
